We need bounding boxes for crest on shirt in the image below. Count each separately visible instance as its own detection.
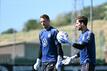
[82,35,85,41]
[42,38,48,47]
[48,33,51,38]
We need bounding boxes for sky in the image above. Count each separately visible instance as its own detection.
[0,0,107,33]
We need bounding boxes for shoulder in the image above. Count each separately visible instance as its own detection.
[39,29,45,36]
[87,30,95,36]
[50,27,58,34]
[84,29,94,35]
[51,27,58,31]
[85,30,95,39]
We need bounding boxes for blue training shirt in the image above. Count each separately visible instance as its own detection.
[72,29,96,65]
[39,26,61,63]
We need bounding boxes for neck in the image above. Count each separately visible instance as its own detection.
[82,26,87,33]
[45,25,51,30]
[44,25,50,29]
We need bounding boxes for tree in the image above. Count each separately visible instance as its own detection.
[23,19,40,31]
[81,2,107,20]
[54,13,72,26]
[1,28,17,34]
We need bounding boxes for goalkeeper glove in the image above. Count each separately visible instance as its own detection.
[62,54,78,65]
[34,58,41,70]
[55,55,63,71]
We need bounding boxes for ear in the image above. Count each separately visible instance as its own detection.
[81,22,85,26]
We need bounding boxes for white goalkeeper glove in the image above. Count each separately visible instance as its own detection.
[55,55,63,71]
[34,58,41,70]
[57,31,69,43]
[57,31,73,46]
[62,54,78,65]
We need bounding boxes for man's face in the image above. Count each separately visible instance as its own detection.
[75,20,83,31]
[40,18,50,28]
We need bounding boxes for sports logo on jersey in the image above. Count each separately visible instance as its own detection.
[42,38,48,47]
[48,33,51,38]
[82,35,85,41]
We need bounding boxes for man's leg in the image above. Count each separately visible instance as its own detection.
[81,63,95,71]
[46,62,56,71]
[40,62,64,71]
[38,63,46,71]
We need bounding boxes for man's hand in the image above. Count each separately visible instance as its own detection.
[55,55,63,71]
[33,58,41,70]
[57,31,73,46]
[62,54,78,65]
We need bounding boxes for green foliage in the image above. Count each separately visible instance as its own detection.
[96,59,106,65]
[82,2,107,20]
[53,2,107,27]
[1,28,17,34]
[53,13,72,26]
[23,19,41,32]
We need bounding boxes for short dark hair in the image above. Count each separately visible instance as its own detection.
[76,16,88,26]
[40,14,50,21]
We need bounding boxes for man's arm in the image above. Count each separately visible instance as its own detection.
[38,46,42,59]
[57,43,63,58]
[56,43,64,70]
[62,52,80,65]
[72,42,88,50]
[72,32,94,50]
[55,30,64,71]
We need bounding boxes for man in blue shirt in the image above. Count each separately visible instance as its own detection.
[34,14,63,71]
[71,16,96,71]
